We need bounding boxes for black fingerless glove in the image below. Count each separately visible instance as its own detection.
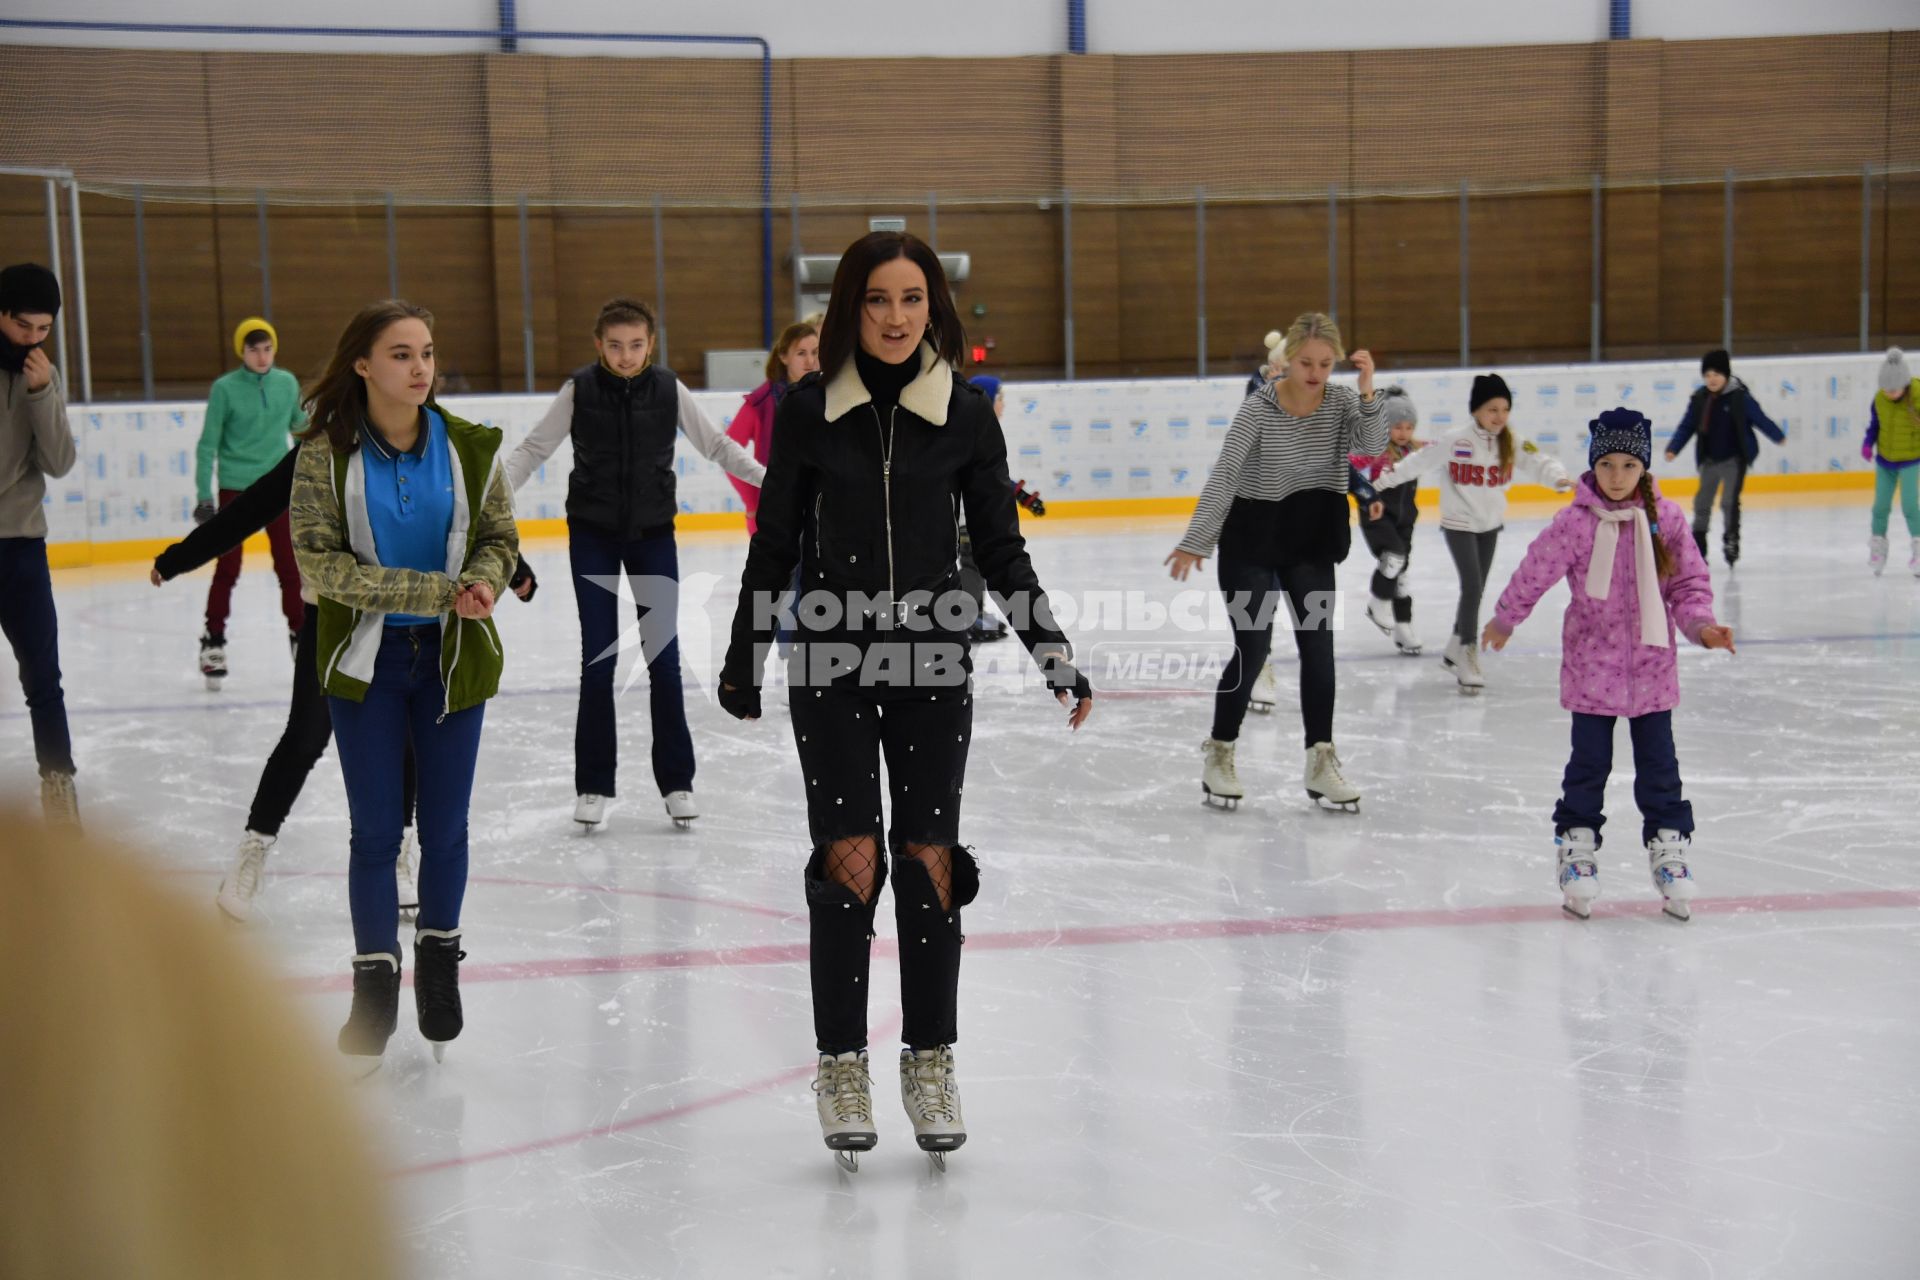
[718,681,763,721]
[509,555,538,602]
[1036,647,1091,701]
[192,500,217,526]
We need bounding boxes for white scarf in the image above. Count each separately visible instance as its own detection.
[1587,506,1668,648]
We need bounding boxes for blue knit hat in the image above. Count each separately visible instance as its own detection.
[968,374,1001,400]
[1588,407,1652,470]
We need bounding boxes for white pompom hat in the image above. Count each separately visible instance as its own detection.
[1880,347,1913,396]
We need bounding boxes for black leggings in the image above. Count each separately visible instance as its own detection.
[1211,555,1338,749]
[790,674,979,1054]
[247,610,415,837]
[1360,512,1417,622]
[1443,527,1502,646]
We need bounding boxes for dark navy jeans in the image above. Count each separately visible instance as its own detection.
[1552,710,1693,846]
[0,537,73,776]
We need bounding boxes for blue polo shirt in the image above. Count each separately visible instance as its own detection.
[359,408,456,626]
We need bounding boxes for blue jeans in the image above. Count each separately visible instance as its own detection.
[569,521,695,798]
[1552,710,1693,846]
[0,537,73,776]
[329,626,485,957]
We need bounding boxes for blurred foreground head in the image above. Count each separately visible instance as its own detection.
[0,807,398,1280]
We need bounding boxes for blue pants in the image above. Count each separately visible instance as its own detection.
[569,521,695,798]
[0,537,73,777]
[1552,710,1693,846]
[329,626,485,957]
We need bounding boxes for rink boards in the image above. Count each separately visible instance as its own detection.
[42,350,1887,565]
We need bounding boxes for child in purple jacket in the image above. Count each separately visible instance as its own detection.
[1481,408,1736,921]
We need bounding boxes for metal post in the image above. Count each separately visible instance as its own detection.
[1590,173,1602,363]
[789,195,803,325]
[516,195,535,393]
[1195,186,1207,378]
[385,192,400,298]
[1327,185,1339,323]
[652,196,669,368]
[66,179,91,403]
[927,191,939,252]
[1860,164,1872,352]
[44,179,66,397]
[135,185,154,401]
[1458,181,1470,369]
[255,189,271,319]
[1722,167,1734,352]
[1060,191,1075,380]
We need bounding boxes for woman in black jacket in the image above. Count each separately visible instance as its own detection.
[151,447,535,924]
[719,232,1091,1171]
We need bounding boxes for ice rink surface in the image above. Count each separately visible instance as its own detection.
[8,495,1919,1279]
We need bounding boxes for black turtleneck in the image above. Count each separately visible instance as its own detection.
[854,347,919,410]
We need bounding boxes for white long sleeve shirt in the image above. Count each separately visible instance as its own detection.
[1374,425,1570,533]
[503,378,767,493]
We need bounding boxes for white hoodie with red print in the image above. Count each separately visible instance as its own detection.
[1374,424,1570,533]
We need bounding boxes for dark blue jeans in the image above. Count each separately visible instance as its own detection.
[569,521,695,798]
[328,626,485,957]
[0,537,73,776]
[1552,710,1693,846]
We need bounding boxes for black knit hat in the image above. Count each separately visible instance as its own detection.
[1468,373,1512,413]
[0,263,61,318]
[1701,348,1731,378]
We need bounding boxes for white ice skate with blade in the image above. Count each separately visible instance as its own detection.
[1365,595,1394,638]
[1442,636,1484,694]
[1647,829,1697,921]
[1248,661,1278,713]
[1869,534,1887,575]
[395,828,420,922]
[1392,620,1422,655]
[573,793,608,831]
[664,790,698,829]
[1304,742,1360,812]
[199,633,227,691]
[1201,738,1244,810]
[1555,827,1601,919]
[814,1050,878,1171]
[900,1045,966,1169]
[216,830,274,923]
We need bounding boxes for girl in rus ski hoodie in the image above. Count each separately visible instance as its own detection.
[1374,372,1571,693]
[1482,408,1734,922]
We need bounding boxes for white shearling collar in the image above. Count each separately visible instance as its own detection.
[824,343,952,426]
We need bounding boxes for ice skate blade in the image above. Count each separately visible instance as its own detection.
[1202,789,1241,811]
[927,1152,947,1172]
[1661,899,1692,922]
[834,1150,861,1173]
[397,905,418,922]
[204,676,224,691]
[1248,699,1274,714]
[430,1041,448,1063]
[1308,793,1359,813]
[574,819,602,832]
[672,817,695,830]
[1396,645,1422,656]
[343,1053,384,1080]
[1561,898,1592,920]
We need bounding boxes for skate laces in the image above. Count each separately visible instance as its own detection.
[902,1049,957,1124]
[815,1055,874,1123]
[1203,739,1238,782]
[232,835,270,898]
[1311,744,1347,785]
[414,937,465,1015]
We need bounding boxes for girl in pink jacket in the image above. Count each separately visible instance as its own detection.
[1482,408,1735,922]
[727,321,819,535]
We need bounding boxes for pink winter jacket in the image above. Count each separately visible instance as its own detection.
[1490,474,1718,719]
[725,380,782,534]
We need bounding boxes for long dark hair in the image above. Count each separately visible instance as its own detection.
[816,233,965,385]
[1637,472,1676,580]
[298,299,436,455]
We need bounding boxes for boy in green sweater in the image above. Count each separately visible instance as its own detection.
[194,318,306,688]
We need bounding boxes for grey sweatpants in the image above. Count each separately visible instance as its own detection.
[1693,456,1744,534]
[1443,527,1501,645]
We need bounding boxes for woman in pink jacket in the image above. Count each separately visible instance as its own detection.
[727,321,819,534]
[1482,408,1735,922]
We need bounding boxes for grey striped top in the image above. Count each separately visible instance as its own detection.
[1177,382,1385,556]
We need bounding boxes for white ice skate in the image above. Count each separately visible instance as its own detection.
[1869,534,1888,575]
[396,828,420,922]
[814,1050,878,1172]
[199,633,227,691]
[1392,621,1422,656]
[1201,738,1244,810]
[1248,661,1278,713]
[1555,827,1601,920]
[1647,829,1697,921]
[1304,742,1360,812]
[900,1045,966,1170]
[1364,595,1394,638]
[215,830,274,923]
[664,790,698,829]
[39,770,80,831]
[1442,636,1484,694]
[573,793,609,831]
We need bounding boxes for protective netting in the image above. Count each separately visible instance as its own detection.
[0,33,1914,207]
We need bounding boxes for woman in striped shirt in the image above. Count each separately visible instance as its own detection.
[1166,312,1384,812]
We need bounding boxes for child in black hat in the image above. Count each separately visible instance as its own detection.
[1662,348,1784,567]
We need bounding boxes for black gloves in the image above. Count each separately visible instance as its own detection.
[509,555,538,602]
[1013,479,1046,517]
[718,681,762,721]
[192,500,217,526]
[1036,646,1091,702]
